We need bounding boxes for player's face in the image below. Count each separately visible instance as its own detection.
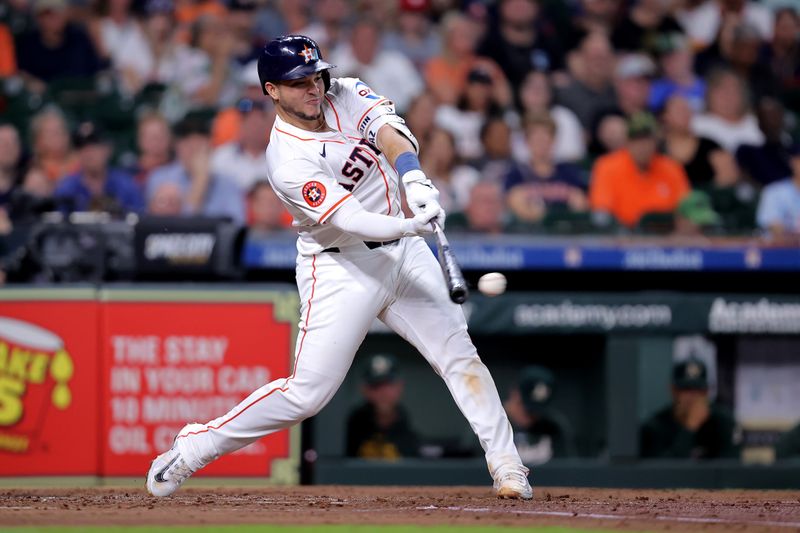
[270,73,326,124]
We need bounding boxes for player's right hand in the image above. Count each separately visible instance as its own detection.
[402,204,440,236]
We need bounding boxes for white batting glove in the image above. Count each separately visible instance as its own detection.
[402,204,441,236]
[402,170,446,228]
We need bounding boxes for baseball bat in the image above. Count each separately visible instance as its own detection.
[432,221,469,304]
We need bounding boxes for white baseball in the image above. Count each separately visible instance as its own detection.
[477,272,507,297]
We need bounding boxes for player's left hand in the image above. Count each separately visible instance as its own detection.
[403,170,445,228]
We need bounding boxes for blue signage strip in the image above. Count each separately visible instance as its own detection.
[242,235,800,272]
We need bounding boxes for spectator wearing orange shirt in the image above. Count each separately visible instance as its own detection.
[590,113,690,227]
[424,11,481,105]
[211,59,264,147]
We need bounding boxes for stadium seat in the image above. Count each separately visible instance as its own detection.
[635,212,675,235]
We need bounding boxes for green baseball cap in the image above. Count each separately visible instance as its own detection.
[672,358,708,390]
[627,112,659,139]
[518,366,555,414]
[677,191,721,226]
[363,354,399,386]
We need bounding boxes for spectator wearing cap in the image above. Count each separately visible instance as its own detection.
[14,0,104,92]
[477,0,566,92]
[146,117,244,224]
[54,121,144,215]
[590,112,690,227]
[613,53,657,118]
[611,0,684,53]
[516,70,585,163]
[382,0,440,72]
[503,366,577,465]
[330,18,423,114]
[503,113,587,225]
[673,190,723,236]
[756,143,800,236]
[736,96,795,186]
[691,69,764,153]
[210,98,275,193]
[346,354,420,459]
[648,32,706,113]
[640,357,741,459]
[556,32,617,131]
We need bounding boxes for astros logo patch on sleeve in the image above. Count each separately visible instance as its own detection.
[302,181,326,207]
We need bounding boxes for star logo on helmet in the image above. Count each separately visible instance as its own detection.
[298,44,318,64]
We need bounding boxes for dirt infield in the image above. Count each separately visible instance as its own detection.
[2,486,800,531]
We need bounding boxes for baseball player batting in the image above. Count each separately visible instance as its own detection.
[146,35,532,500]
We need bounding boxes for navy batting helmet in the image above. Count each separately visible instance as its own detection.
[257,35,335,95]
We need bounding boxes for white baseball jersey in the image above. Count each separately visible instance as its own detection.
[265,78,406,256]
[170,77,525,485]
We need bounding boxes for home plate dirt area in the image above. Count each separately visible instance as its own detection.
[2,486,800,531]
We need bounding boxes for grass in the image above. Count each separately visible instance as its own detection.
[0,526,619,533]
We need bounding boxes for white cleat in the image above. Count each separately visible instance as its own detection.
[146,445,195,497]
[493,464,533,500]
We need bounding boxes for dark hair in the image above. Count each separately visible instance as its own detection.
[247,180,273,198]
[479,115,510,141]
[173,116,210,138]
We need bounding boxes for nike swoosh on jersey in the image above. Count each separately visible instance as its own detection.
[320,144,326,158]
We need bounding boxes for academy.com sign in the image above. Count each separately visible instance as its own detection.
[709,298,800,333]
[514,301,672,331]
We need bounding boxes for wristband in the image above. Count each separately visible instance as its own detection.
[395,152,421,177]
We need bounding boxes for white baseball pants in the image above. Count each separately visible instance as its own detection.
[175,236,523,477]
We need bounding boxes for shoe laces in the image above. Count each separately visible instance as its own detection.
[167,456,194,485]
[496,465,530,488]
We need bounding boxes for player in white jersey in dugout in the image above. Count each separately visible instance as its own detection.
[146,35,532,500]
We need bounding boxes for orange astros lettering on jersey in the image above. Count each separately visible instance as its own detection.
[302,181,327,207]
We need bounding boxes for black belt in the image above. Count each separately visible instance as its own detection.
[322,239,400,253]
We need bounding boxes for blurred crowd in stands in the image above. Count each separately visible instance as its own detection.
[1,0,800,240]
